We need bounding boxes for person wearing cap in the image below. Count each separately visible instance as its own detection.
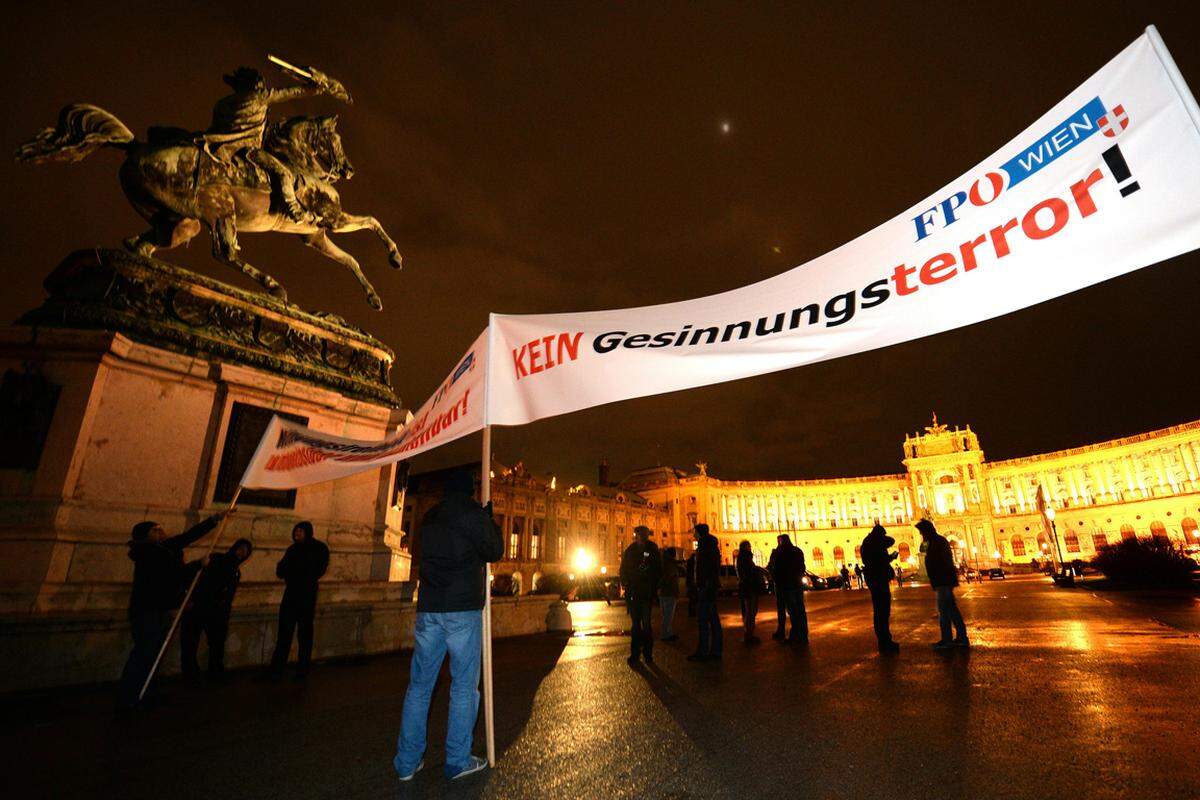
[180,538,254,680]
[268,520,330,679]
[620,525,662,665]
[915,519,970,649]
[394,467,502,783]
[860,524,900,653]
[117,510,233,709]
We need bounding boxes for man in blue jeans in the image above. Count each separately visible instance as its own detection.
[916,519,970,650]
[394,469,502,782]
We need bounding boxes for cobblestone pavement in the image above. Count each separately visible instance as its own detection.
[5,576,1198,800]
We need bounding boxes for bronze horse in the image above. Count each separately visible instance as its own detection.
[17,104,402,309]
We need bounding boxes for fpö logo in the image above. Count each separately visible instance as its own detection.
[912,96,1129,242]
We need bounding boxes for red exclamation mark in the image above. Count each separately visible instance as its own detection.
[1102,144,1140,197]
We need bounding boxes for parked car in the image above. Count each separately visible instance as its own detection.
[801,572,828,590]
[717,564,740,596]
[985,567,1007,580]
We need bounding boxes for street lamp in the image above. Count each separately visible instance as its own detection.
[1043,504,1067,575]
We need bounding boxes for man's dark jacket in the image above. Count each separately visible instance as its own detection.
[694,531,721,602]
[860,525,897,585]
[188,544,245,614]
[923,532,959,588]
[417,487,502,613]
[277,528,330,603]
[127,516,220,614]
[620,539,662,602]
[768,540,805,592]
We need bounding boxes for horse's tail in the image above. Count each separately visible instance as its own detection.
[15,104,136,164]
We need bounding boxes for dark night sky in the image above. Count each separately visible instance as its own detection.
[2,1,1198,485]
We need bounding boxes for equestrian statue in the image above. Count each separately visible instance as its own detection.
[16,56,403,310]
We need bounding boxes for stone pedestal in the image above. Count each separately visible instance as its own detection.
[0,251,417,688]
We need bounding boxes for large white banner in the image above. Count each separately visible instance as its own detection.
[241,329,488,489]
[240,28,1200,491]
[486,28,1200,426]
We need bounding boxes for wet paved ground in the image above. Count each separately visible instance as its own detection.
[5,575,1198,800]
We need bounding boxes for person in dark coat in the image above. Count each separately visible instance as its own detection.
[767,534,808,645]
[620,525,662,665]
[687,524,723,661]
[860,524,900,653]
[658,546,681,641]
[854,563,864,589]
[839,563,851,590]
[736,540,762,644]
[180,538,253,678]
[395,468,502,782]
[117,510,230,709]
[684,551,698,618]
[268,520,330,678]
[917,519,969,649]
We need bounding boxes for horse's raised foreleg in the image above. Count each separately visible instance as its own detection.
[301,231,382,310]
[124,215,202,258]
[330,213,403,270]
[211,218,288,302]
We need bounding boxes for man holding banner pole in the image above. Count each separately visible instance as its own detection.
[119,501,239,709]
[393,462,501,782]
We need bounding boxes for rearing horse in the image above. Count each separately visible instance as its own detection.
[17,104,403,310]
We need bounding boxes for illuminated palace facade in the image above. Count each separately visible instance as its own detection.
[401,460,679,592]
[623,417,1200,573]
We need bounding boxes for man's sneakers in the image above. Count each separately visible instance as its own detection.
[447,755,489,780]
[397,759,424,782]
[933,637,971,651]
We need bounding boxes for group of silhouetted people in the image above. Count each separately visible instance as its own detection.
[118,513,330,711]
[619,517,970,665]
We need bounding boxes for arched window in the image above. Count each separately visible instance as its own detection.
[811,547,824,569]
[1064,532,1080,553]
[1183,517,1198,541]
[1120,524,1136,541]
[1010,535,1026,557]
[833,546,845,566]
[1091,532,1108,551]
[1150,521,1167,539]
[854,545,862,561]
[897,542,911,561]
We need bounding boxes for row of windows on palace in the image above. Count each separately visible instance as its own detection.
[688,462,1199,533]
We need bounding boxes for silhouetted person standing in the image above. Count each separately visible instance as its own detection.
[688,524,723,661]
[394,469,501,782]
[840,564,851,590]
[658,546,681,641]
[767,534,808,645]
[118,510,230,709]
[620,525,661,665]
[736,540,762,644]
[685,551,698,618]
[269,521,329,679]
[854,563,864,589]
[917,519,969,650]
[861,524,900,653]
[181,538,253,679]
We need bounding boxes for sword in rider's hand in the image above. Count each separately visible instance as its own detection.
[267,54,314,80]
[268,55,353,104]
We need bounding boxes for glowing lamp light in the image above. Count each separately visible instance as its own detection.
[568,573,575,581]
[1044,506,1056,521]
[572,548,596,573]
[992,550,1001,559]
[600,566,608,574]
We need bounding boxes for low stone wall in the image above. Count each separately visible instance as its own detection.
[0,581,558,693]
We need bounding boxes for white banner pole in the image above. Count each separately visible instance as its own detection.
[138,486,242,702]
[480,425,496,767]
